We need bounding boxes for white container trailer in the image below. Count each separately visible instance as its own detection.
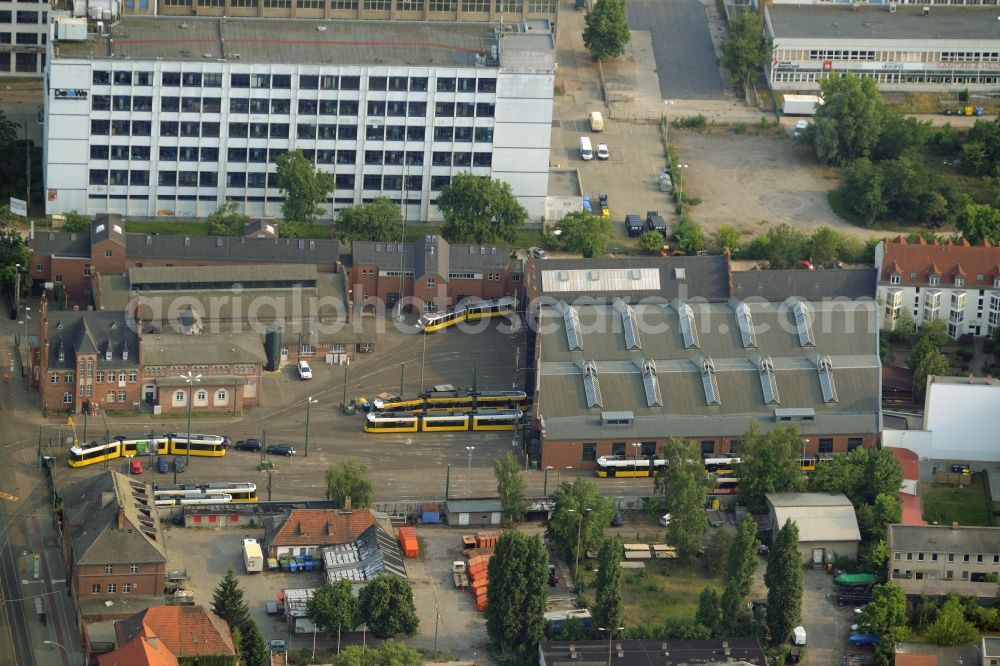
[243,538,264,574]
[782,95,822,116]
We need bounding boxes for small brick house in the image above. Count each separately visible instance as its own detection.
[263,508,377,558]
[60,471,167,604]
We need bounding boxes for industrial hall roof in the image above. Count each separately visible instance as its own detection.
[731,267,876,301]
[879,236,1000,288]
[529,256,731,302]
[538,638,767,666]
[889,524,1000,555]
[351,236,512,274]
[767,493,861,543]
[60,471,167,566]
[767,4,1000,41]
[534,299,880,441]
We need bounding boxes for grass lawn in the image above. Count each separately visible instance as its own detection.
[921,473,993,526]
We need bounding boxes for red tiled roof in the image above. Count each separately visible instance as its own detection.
[881,237,1000,286]
[900,492,927,526]
[120,607,235,658]
[272,509,377,548]
[890,447,920,481]
[895,654,937,666]
[98,631,179,666]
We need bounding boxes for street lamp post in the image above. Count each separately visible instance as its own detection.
[567,507,592,581]
[631,442,641,499]
[44,640,70,664]
[465,446,475,497]
[433,601,440,659]
[598,626,625,666]
[13,263,20,320]
[304,396,318,457]
[179,371,201,467]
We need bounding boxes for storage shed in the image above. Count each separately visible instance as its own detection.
[766,493,861,565]
[445,499,504,527]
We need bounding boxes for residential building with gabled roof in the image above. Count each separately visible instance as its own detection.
[263,507,378,558]
[888,523,1000,601]
[875,236,1000,338]
[58,471,167,606]
[114,606,236,662]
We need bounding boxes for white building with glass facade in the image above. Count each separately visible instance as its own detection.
[0,0,49,76]
[766,3,1000,92]
[875,237,1000,339]
[43,17,555,221]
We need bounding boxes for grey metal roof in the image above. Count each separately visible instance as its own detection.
[90,215,126,248]
[30,230,91,258]
[445,499,504,513]
[46,310,140,372]
[539,639,767,666]
[731,268,876,301]
[322,524,407,583]
[128,263,319,287]
[767,493,860,543]
[59,17,500,67]
[532,256,730,302]
[413,235,449,281]
[889,524,1000,554]
[126,234,341,264]
[60,471,167,565]
[536,300,880,440]
[140,332,267,366]
[767,4,1000,41]
[351,239,510,274]
[895,577,999,600]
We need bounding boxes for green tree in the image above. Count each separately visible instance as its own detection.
[808,227,844,265]
[334,197,404,242]
[546,478,616,569]
[735,424,805,513]
[859,538,891,580]
[275,149,334,225]
[696,587,721,637]
[703,529,734,578]
[582,0,630,61]
[721,13,771,92]
[654,438,708,560]
[211,569,250,631]
[485,531,549,662]
[674,219,706,255]
[858,583,908,666]
[638,230,665,254]
[764,519,803,645]
[593,537,624,636]
[838,158,887,227]
[358,574,419,639]
[873,112,933,162]
[907,334,939,372]
[809,447,903,506]
[957,202,1000,246]
[926,596,977,645]
[333,640,423,666]
[0,222,29,297]
[60,211,92,233]
[494,450,528,523]
[557,211,612,258]
[763,223,807,269]
[814,74,885,165]
[917,318,949,347]
[856,492,902,543]
[881,155,933,224]
[437,173,528,244]
[206,201,250,237]
[720,515,758,630]
[914,347,950,402]
[714,225,741,254]
[325,459,373,508]
[306,579,359,651]
[0,110,16,145]
[238,618,271,666]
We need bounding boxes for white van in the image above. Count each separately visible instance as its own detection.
[589,111,604,132]
[580,136,594,161]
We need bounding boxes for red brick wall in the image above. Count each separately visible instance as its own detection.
[39,353,142,416]
[49,257,92,303]
[539,433,879,470]
[91,240,127,277]
[74,562,166,598]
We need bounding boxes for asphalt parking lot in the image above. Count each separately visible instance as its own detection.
[627,0,725,99]
[555,117,674,239]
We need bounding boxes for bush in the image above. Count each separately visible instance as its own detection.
[732,123,748,135]
[958,334,975,346]
[672,115,707,129]
[957,349,975,362]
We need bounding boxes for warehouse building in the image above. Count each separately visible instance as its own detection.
[765,4,1000,92]
[766,493,861,564]
[527,259,882,469]
[43,16,555,221]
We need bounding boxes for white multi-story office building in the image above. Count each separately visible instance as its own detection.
[0,0,49,76]
[44,17,555,221]
[766,3,1000,92]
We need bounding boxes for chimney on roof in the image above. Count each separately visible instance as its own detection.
[969,372,975,384]
[952,521,959,529]
[117,505,125,530]
[344,496,352,511]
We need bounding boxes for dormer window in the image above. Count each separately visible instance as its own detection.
[58,348,65,362]
[890,274,901,285]
[929,275,940,286]
[955,276,965,287]
[122,348,129,361]
[105,348,112,360]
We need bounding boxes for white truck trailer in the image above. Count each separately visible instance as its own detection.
[243,538,264,574]
[782,94,822,116]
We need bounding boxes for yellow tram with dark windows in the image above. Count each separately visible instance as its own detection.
[68,433,228,468]
[364,409,521,433]
[416,296,515,333]
[154,482,257,504]
[373,389,527,412]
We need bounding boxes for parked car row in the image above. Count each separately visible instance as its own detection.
[232,439,296,456]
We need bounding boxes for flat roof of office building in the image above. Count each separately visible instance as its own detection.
[768,4,1000,42]
[57,17,502,67]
